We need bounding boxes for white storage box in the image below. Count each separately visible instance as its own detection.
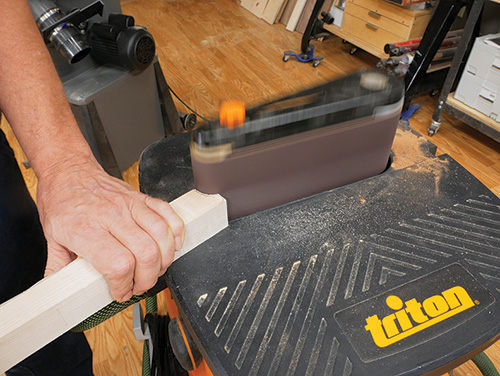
[464,34,500,78]
[331,6,344,28]
[455,33,500,122]
[455,71,499,117]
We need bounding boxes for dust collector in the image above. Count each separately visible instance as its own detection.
[28,0,185,177]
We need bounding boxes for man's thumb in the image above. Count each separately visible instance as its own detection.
[44,243,76,277]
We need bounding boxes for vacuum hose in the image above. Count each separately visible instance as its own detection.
[472,352,500,376]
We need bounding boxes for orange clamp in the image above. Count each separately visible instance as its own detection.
[219,99,245,130]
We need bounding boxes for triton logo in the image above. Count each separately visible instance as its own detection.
[336,265,493,362]
[364,286,476,348]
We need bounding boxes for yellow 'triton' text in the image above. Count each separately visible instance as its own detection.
[365,286,475,348]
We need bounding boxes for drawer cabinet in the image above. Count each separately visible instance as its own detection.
[324,0,433,58]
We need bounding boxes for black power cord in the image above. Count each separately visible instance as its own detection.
[145,313,188,376]
[168,86,210,123]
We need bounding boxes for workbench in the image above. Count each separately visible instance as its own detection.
[139,125,500,375]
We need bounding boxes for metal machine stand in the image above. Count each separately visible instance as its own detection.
[427,0,500,141]
[403,0,472,107]
[35,0,190,178]
[283,0,333,67]
[66,58,183,178]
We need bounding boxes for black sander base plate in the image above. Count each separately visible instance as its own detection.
[139,128,500,376]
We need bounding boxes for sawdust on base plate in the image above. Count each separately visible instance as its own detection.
[392,126,433,170]
[392,126,450,195]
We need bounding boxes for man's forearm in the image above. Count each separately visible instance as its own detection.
[0,0,185,302]
[0,0,97,180]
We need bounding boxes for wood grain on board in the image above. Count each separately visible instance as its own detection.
[0,191,227,374]
[280,0,298,24]
[295,0,315,33]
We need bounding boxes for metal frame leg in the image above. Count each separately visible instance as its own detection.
[404,0,469,94]
[430,0,485,135]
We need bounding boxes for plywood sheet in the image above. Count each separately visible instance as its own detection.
[241,0,269,18]
[262,0,288,24]
[279,0,298,24]
[296,0,316,33]
[286,0,308,31]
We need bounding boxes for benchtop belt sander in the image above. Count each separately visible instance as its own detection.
[190,70,404,219]
[134,71,500,376]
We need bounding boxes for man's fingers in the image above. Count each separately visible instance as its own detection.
[130,199,176,272]
[82,233,135,302]
[145,196,185,250]
[109,214,172,296]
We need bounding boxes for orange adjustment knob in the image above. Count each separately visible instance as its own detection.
[219,99,245,130]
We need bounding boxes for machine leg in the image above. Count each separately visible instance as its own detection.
[429,0,484,133]
[428,120,442,136]
[404,0,469,93]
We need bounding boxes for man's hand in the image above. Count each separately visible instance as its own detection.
[36,158,185,302]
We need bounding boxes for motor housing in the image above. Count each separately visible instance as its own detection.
[88,13,155,71]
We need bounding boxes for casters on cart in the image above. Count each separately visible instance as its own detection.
[428,120,441,136]
[283,0,332,68]
[341,39,358,55]
[283,45,323,67]
[399,102,422,126]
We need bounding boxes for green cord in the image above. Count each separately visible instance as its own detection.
[74,294,500,376]
[72,275,167,332]
[472,352,500,376]
[71,293,160,375]
[71,288,161,376]
[142,295,159,376]
[146,295,158,314]
[142,340,151,376]
[71,293,148,332]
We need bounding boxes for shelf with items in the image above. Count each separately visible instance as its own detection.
[439,93,500,143]
[428,0,500,143]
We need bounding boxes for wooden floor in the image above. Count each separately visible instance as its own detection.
[2,0,500,374]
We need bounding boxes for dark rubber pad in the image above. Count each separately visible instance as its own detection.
[164,155,500,376]
[139,126,500,376]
